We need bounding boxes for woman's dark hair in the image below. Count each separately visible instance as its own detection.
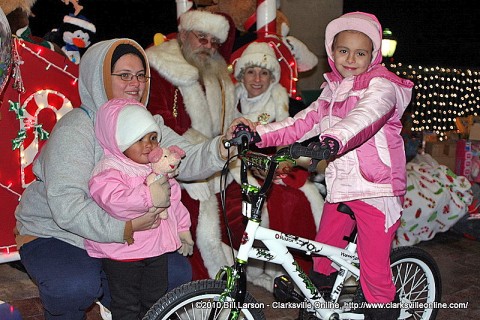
[111,44,146,72]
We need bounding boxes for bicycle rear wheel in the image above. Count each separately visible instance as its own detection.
[143,279,266,320]
[391,246,442,320]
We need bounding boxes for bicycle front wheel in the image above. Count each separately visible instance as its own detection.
[143,279,266,320]
[391,246,442,320]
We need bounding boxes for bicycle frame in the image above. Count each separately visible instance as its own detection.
[239,221,363,319]
[145,131,440,320]
[216,138,366,319]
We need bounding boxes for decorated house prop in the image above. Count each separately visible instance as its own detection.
[0,38,80,263]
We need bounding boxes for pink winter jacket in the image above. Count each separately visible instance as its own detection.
[257,12,414,204]
[84,99,190,260]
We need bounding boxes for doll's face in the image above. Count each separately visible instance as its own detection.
[332,30,373,78]
[152,149,181,174]
[111,53,147,102]
[242,66,274,98]
[123,132,159,164]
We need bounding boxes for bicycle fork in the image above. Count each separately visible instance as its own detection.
[213,262,248,320]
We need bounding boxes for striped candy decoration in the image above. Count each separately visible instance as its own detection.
[19,89,74,187]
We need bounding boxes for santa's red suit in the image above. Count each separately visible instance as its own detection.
[146,12,322,292]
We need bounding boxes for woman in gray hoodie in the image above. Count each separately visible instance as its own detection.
[14,38,246,319]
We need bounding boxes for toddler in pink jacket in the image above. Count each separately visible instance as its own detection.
[85,98,193,318]
[254,12,413,320]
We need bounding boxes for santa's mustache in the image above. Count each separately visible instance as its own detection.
[193,48,213,57]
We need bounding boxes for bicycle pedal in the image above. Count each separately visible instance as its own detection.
[273,275,303,303]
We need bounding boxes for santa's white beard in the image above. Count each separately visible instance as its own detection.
[182,42,230,85]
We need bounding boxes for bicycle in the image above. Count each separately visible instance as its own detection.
[143,127,442,320]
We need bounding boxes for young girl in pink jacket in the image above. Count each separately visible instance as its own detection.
[85,98,193,319]
[254,12,413,319]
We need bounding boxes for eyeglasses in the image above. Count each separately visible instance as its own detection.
[111,73,150,83]
[191,31,222,49]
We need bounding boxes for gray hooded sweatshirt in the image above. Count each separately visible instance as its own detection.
[15,39,226,249]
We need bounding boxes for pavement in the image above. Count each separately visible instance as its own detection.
[0,230,478,319]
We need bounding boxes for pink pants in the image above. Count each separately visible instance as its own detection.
[313,200,400,303]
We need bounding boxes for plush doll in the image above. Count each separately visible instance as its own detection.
[146,145,186,220]
[146,145,186,185]
[44,13,96,64]
[203,0,257,34]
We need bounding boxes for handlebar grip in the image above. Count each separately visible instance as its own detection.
[225,124,260,147]
[289,143,331,160]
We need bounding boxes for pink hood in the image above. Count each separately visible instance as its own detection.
[95,98,159,165]
[325,12,383,80]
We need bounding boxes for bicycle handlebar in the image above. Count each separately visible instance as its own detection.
[224,124,336,219]
[223,124,260,149]
[225,124,334,162]
[288,143,333,161]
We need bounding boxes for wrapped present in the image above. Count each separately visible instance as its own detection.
[456,139,480,183]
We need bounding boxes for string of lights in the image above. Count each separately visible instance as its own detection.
[18,39,79,84]
[0,182,22,200]
[387,63,480,141]
[0,39,78,202]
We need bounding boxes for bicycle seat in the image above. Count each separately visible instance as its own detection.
[337,203,355,220]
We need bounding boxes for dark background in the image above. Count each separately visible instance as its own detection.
[29,0,480,68]
[30,0,179,49]
[343,0,480,68]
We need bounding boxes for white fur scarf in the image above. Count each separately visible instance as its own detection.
[147,39,237,278]
[146,40,236,138]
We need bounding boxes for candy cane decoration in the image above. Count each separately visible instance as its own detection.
[19,89,74,187]
[175,0,193,19]
[255,0,298,97]
[256,0,277,38]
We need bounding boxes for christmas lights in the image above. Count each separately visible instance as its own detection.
[2,38,79,196]
[9,89,74,188]
[19,40,78,82]
[0,38,80,259]
[386,63,480,140]
[266,37,298,96]
[0,182,22,200]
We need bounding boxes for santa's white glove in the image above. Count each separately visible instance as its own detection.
[178,230,194,256]
[182,181,211,201]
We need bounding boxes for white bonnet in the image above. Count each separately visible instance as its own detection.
[234,42,280,84]
[116,104,160,152]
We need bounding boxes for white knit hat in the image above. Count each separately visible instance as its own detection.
[116,104,161,152]
[234,42,280,84]
[178,10,229,43]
